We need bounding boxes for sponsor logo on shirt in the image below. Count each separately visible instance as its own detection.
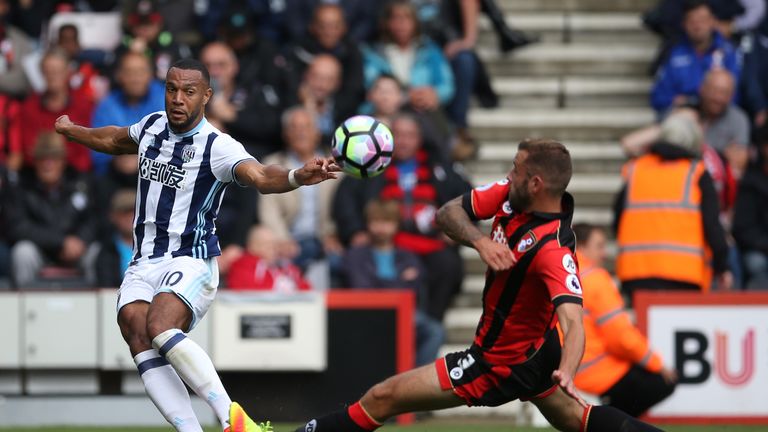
[139,156,187,190]
[565,274,583,294]
[562,253,577,274]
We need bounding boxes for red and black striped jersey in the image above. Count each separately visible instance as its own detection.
[461,179,583,365]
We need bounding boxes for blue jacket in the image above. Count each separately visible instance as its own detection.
[91,80,165,175]
[651,31,741,113]
[362,37,455,104]
[740,32,768,116]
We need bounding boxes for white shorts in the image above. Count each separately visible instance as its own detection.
[117,256,219,330]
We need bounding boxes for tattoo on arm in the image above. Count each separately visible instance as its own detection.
[436,197,485,247]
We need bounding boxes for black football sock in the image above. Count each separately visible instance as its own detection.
[584,405,665,432]
[295,402,381,432]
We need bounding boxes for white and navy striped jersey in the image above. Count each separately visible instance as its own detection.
[128,111,254,264]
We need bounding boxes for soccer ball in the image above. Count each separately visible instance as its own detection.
[331,115,394,178]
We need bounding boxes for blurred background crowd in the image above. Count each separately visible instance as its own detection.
[1,0,768,371]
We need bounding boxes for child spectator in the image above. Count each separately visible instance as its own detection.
[343,199,445,366]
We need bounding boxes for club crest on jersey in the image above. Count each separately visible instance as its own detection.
[181,145,196,163]
[139,156,187,190]
[516,230,537,253]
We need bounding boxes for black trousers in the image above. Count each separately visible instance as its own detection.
[421,247,464,322]
[601,365,677,417]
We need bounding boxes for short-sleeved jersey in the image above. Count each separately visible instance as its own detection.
[461,179,583,365]
[128,112,255,264]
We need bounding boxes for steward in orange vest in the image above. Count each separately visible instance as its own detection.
[573,224,677,417]
[614,141,730,294]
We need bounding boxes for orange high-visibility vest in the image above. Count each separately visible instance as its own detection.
[574,253,664,395]
[616,154,712,291]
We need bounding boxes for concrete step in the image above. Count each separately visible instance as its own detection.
[485,76,652,109]
[468,107,654,141]
[479,13,656,45]
[480,43,654,77]
[468,140,627,174]
[498,0,656,13]
[483,77,651,108]
[477,140,626,162]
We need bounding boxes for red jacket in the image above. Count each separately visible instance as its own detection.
[227,253,311,292]
[16,92,93,172]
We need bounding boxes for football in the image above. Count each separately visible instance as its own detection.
[331,115,394,178]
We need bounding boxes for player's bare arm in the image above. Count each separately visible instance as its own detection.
[553,302,587,408]
[54,115,138,155]
[234,157,341,194]
[437,197,516,271]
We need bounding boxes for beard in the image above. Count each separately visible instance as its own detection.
[508,183,532,214]
[167,106,201,132]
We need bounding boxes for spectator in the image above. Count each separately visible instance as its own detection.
[614,113,732,295]
[7,133,95,287]
[733,126,768,289]
[259,107,342,288]
[621,108,738,218]
[55,23,107,104]
[699,69,750,176]
[333,113,470,321]
[92,189,136,288]
[284,0,378,43]
[650,0,741,114]
[15,49,93,173]
[201,41,282,159]
[363,0,454,120]
[91,51,164,175]
[0,93,21,171]
[93,154,139,237]
[573,223,677,416]
[284,4,365,119]
[217,6,286,108]
[123,0,200,48]
[739,31,768,127]
[367,74,405,127]
[0,0,32,97]
[289,54,356,145]
[116,0,191,80]
[227,225,311,292]
[628,70,749,178]
[344,199,445,366]
[412,0,493,160]
[365,73,452,160]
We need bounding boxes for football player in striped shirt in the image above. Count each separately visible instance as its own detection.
[55,58,339,432]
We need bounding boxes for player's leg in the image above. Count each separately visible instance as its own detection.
[600,366,676,417]
[118,300,202,432]
[295,363,465,432]
[531,387,665,432]
[146,258,266,431]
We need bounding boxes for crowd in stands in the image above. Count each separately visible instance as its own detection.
[3,0,768,388]
[620,0,768,292]
[0,0,541,364]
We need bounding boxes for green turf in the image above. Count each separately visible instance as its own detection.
[0,425,764,432]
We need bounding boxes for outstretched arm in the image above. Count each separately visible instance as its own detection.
[552,302,587,407]
[234,157,340,194]
[436,196,516,271]
[54,115,138,155]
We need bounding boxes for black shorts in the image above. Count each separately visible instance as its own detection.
[435,332,561,407]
